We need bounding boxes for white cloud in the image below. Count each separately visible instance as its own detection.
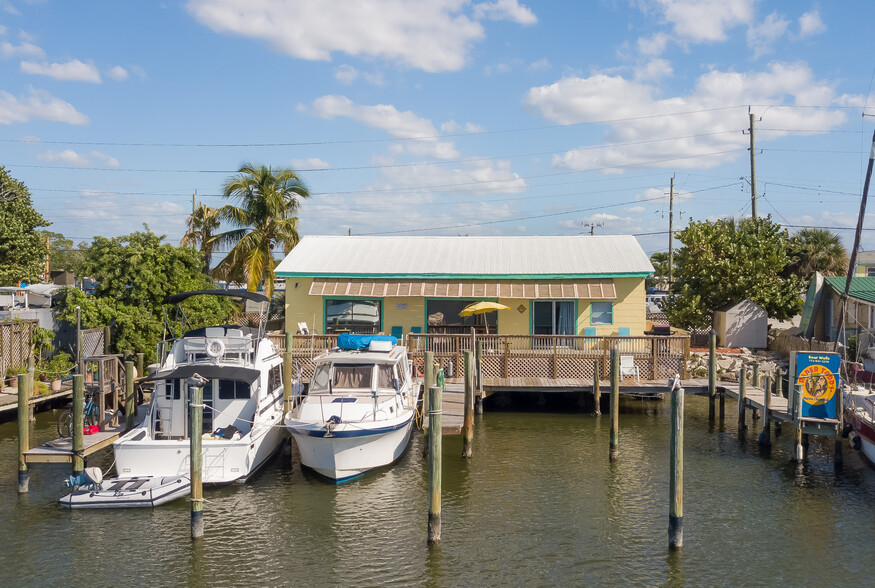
[106,65,129,81]
[798,10,826,37]
[0,25,7,35]
[635,58,673,81]
[0,39,44,59]
[20,59,102,83]
[746,11,789,59]
[472,0,536,25]
[627,206,645,213]
[187,0,534,72]
[291,157,330,170]
[334,64,358,84]
[441,120,485,133]
[637,32,670,57]
[652,0,754,43]
[0,88,89,125]
[371,158,526,195]
[528,58,550,71]
[525,62,854,173]
[37,149,119,168]
[306,94,459,159]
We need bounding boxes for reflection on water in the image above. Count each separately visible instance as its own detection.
[3,394,875,586]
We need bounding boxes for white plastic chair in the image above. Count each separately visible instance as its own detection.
[620,355,640,383]
[297,322,309,335]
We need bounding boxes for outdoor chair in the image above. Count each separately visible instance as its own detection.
[620,355,640,383]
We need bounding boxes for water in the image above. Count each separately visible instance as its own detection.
[3,395,875,587]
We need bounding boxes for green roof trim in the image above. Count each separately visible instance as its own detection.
[824,276,875,305]
[276,272,650,279]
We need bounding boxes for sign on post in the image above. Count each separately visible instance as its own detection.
[789,351,840,419]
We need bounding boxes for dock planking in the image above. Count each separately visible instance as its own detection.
[23,424,126,464]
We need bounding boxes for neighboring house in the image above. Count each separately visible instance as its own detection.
[856,250,875,277]
[275,235,654,338]
[800,272,875,346]
[0,283,61,328]
[713,299,768,349]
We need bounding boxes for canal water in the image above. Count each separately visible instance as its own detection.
[2,394,875,586]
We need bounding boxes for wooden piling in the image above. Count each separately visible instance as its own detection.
[190,382,204,539]
[27,355,35,422]
[283,332,294,414]
[124,349,133,363]
[475,340,484,414]
[427,384,442,544]
[759,374,772,447]
[708,329,716,421]
[669,381,684,550]
[609,348,619,461]
[423,350,435,426]
[793,384,803,462]
[17,374,29,493]
[72,374,85,476]
[462,351,474,458]
[136,352,144,377]
[719,388,725,420]
[125,360,135,430]
[835,385,844,466]
[738,365,747,431]
[103,325,111,354]
[592,361,601,416]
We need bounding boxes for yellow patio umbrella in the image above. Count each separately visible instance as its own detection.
[459,301,510,334]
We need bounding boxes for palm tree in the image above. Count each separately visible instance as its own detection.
[786,228,848,280]
[212,163,309,297]
[181,204,222,274]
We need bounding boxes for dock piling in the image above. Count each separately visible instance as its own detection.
[462,351,474,458]
[17,374,29,493]
[708,329,716,421]
[27,355,35,422]
[189,381,204,540]
[592,361,601,416]
[103,325,111,355]
[738,365,747,431]
[609,348,619,461]
[759,374,772,447]
[793,384,803,462]
[72,374,84,476]
[136,352,144,377]
[669,380,684,550]
[125,360,135,430]
[475,340,484,414]
[427,384,442,544]
[835,385,844,466]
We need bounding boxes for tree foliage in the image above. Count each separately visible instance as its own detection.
[181,204,222,274]
[0,166,50,284]
[784,227,848,280]
[647,252,670,288]
[213,163,309,297]
[663,216,804,329]
[40,230,88,275]
[54,228,236,361]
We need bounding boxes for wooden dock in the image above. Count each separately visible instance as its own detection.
[23,423,127,464]
[422,381,465,435]
[0,383,73,416]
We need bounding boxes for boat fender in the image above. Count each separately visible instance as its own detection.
[206,338,225,358]
[842,423,853,438]
[851,433,862,451]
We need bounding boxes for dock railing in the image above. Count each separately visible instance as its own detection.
[269,331,689,384]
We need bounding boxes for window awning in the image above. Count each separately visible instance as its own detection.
[309,279,616,300]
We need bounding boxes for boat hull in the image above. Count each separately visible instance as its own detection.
[288,414,414,481]
[59,476,190,508]
[844,388,875,464]
[113,423,284,484]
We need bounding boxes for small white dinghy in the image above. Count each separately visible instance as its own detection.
[59,467,190,509]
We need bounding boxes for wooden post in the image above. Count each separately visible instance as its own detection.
[708,329,716,421]
[72,374,85,476]
[835,383,844,466]
[476,340,484,414]
[190,382,204,540]
[592,361,601,416]
[719,387,725,420]
[27,354,35,422]
[793,384,803,462]
[651,338,658,381]
[427,384,442,544]
[682,337,690,380]
[125,360,135,430]
[669,381,684,550]
[775,370,783,436]
[752,363,760,389]
[759,374,772,447]
[76,305,83,375]
[609,348,619,461]
[283,351,293,415]
[136,352,144,377]
[424,350,435,423]
[738,365,747,431]
[18,374,29,493]
[552,336,558,379]
[103,325,111,355]
[462,351,474,458]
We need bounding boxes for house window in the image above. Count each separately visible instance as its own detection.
[325,299,381,334]
[867,266,875,277]
[590,302,613,325]
[532,300,576,335]
[426,299,495,334]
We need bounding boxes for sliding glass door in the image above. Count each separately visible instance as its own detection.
[532,300,576,338]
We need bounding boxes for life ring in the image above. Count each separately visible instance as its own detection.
[414,358,424,378]
[206,338,225,358]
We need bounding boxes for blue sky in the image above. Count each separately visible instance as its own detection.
[2,0,875,258]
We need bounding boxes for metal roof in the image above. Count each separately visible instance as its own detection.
[275,235,653,278]
[824,276,875,305]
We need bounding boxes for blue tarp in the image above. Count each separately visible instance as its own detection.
[336,334,398,350]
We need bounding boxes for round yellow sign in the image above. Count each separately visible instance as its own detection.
[798,364,836,405]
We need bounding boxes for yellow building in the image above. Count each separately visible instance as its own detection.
[275,235,654,338]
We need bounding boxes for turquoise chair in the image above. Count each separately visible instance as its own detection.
[411,327,422,333]
[618,327,630,337]
[390,326,403,339]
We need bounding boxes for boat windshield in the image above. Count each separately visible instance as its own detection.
[333,364,373,389]
[377,364,395,390]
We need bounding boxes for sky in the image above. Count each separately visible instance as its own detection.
[2,0,875,259]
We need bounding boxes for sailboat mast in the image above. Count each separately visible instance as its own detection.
[833,129,875,353]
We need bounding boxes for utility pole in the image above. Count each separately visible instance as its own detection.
[583,221,604,235]
[749,112,758,219]
[192,192,197,214]
[668,176,674,285]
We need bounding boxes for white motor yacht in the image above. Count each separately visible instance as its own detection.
[113,290,295,484]
[285,334,417,482]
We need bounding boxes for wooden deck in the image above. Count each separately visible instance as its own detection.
[422,381,465,435]
[0,383,73,416]
[23,424,127,464]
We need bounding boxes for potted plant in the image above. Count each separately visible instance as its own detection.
[41,352,74,392]
[6,366,26,388]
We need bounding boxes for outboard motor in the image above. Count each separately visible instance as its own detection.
[63,466,104,490]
